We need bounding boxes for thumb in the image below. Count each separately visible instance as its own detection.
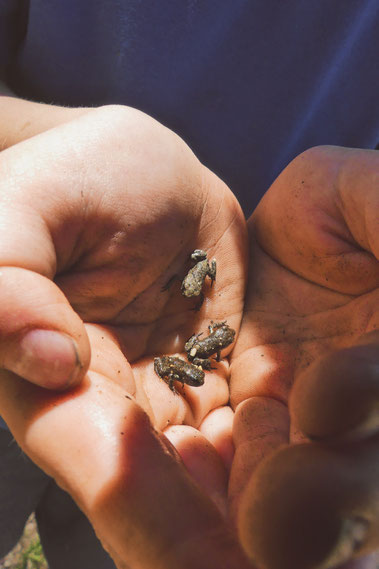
[239,439,379,569]
[289,332,379,442]
[0,266,90,389]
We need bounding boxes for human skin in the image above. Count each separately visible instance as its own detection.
[232,146,379,569]
[0,104,251,569]
[0,90,91,150]
[0,97,378,568]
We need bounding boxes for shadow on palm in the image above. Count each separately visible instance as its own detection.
[230,146,379,569]
[71,215,247,429]
[28,107,248,428]
[232,145,379,410]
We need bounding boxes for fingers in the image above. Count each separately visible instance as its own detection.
[238,438,379,569]
[132,355,231,431]
[0,267,90,389]
[0,367,253,569]
[229,397,289,523]
[335,150,379,261]
[238,336,379,569]
[199,406,235,470]
[0,96,90,150]
[290,333,379,442]
[251,146,379,295]
[164,424,229,516]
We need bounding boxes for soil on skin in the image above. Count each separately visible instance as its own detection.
[0,514,48,569]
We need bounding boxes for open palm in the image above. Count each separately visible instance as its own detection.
[0,106,251,569]
[230,146,379,569]
[1,109,377,569]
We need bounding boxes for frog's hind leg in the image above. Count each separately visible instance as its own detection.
[208,321,226,333]
[167,374,179,395]
[208,259,216,286]
[208,321,217,334]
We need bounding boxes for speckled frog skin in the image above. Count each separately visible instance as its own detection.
[184,321,236,369]
[181,250,216,308]
[154,355,205,393]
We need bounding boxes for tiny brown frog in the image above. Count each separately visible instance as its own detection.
[154,355,205,394]
[181,250,216,309]
[184,321,236,369]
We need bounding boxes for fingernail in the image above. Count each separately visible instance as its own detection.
[11,329,82,389]
[324,517,368,568]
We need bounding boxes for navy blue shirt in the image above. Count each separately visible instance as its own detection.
[0,0,378,428]
[0,0,378,216]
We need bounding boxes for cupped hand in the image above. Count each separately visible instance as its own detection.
[0,106,251,568]
[230,146,379,569]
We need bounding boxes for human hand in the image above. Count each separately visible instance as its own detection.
[0,105,252,568]
[0,91,91,150]
[230,146,379,569]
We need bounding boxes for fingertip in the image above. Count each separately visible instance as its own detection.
[165,425,229,517]
[238,443,377,569]
[0,267,91,390]
[238,444,338,569]
[5,328,90,390]
[290,342,379,442]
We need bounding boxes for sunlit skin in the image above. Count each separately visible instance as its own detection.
[232,147,379,569]
[0,105,250,569]
[0,99,377,569]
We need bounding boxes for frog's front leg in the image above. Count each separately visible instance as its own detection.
[164,373,179,394]
[208,320,225,334]
[208,259,216,286]
[185,333,202,357]
[171,378,180,394]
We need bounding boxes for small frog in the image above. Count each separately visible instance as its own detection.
[154,355,205,394]
[184,321,236,369]
[181,250,216,309]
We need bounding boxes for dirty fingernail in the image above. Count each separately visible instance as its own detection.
[10,329,82,389]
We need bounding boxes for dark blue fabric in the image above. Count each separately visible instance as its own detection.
[0,0,27,73]
[0,1,378,431]
[0,0,378,216]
